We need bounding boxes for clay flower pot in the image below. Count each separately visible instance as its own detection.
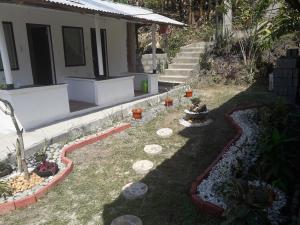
[132,108,143,120]
[185,90,193,97]
[164,98,173,106]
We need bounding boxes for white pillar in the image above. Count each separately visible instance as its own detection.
[94,15,104,76]
[223,0,232,35]
[151,23,157,74]
[0,22,14,88]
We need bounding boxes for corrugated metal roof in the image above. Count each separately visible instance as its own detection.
[44,0,184,26]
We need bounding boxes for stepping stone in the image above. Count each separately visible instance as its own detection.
[111,215,143,225]
[156,128,173,138]
[122,182,148,199]
[144,144,162,155]
[179,118,213,127]
[132,160,154,174]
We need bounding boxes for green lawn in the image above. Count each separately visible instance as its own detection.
[0,83,277,225]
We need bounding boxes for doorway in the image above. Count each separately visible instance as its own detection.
[90,28,109,79]
[27,24,55,86]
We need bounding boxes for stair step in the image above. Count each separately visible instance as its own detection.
[168,63,197,69]
[173,57,199,64]
[177,52,203,58]
[164,68,193,76]
[180,47,205,53]
[187,42,215,48]
[159,75,189,83]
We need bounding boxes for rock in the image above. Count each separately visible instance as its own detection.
[132,160,154,174]
[156,128,173,138]
[111,215,143,225]
[143,144,162,155]
[122,182,148,200]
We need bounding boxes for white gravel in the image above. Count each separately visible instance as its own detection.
[196,109,286,224]
[0,143,66,202]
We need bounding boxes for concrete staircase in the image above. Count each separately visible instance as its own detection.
[159,42,214,84]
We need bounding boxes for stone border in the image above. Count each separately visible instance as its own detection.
[0,123,131,215]
[190,106,257,217]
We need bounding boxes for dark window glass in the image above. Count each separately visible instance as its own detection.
[62,26,86,66]
[0,22,19,70]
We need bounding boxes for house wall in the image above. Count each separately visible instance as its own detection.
[0,3,128,87]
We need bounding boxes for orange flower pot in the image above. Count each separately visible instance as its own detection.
[132,108,143,120]
[164,98,173,106]
[185,90,193,97]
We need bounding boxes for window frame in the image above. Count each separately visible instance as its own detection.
[0,21,19,71]
[62,26,86,67]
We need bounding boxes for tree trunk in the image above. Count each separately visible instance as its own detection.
[0,98,29,179]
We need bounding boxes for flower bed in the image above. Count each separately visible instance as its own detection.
[0,123,131,214]
[191,108,286,224]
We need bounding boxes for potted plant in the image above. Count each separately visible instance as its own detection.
[164,96,173,106]
[184,97,208,121]
[185,89,193,97]
[132,108,143,120]
[34,160,59,177]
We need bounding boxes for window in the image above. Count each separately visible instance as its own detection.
[62,26,86,66]
[0,22,19,71]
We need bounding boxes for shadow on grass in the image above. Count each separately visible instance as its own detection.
[101,82,278,225]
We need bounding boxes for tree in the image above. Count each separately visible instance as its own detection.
[0,98,29,179]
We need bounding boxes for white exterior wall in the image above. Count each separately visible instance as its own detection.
[0,84,70,131]
[65,77,96,103]
[94,76,135,107]
[0,3,128,87]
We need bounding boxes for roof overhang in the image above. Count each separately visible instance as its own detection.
[1,0,185,26]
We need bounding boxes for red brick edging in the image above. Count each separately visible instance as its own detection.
[190,106,257,216]
[0,123,131,215]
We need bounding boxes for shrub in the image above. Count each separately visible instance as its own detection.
[34,161,59,177]
[220,179,271,225]
[0,181,12,199]
[0,83,6,90]
[0,161,13,178]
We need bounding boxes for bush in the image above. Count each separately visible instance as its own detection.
[0,161,13,178]
[0,83,6,90]
[0,181,12,199]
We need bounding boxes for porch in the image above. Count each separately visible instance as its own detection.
[0,72,159,132]
[0,1,183,133]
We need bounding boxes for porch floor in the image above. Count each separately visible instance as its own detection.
[69,100,97,112]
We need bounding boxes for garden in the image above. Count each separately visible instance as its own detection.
[1,83,298,225]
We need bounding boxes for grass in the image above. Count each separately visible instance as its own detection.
[0,83,278,225]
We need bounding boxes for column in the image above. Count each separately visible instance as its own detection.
[151,23,157,74]
[94,15,104,76]
[0,22,13,89]
[223,0,232,35]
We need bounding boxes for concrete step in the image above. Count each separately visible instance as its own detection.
[158,75,189,83]
[177,52,202,58]
[174,57,199,64]
[180,47,205,53]
[187,42,215,48]
[164,68,193,76]
[168,63,197,69]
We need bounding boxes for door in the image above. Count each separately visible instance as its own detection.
[27,24,55,85]
[90,28,109,78]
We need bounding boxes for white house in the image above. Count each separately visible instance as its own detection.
[0,0,183,133]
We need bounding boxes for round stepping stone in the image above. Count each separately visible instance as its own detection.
[111,215,143,225]
[144,144,162,155]
[132,160,154,174]
[179,118,213,127]
[156,128,173,138]
[122,182,148,199]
